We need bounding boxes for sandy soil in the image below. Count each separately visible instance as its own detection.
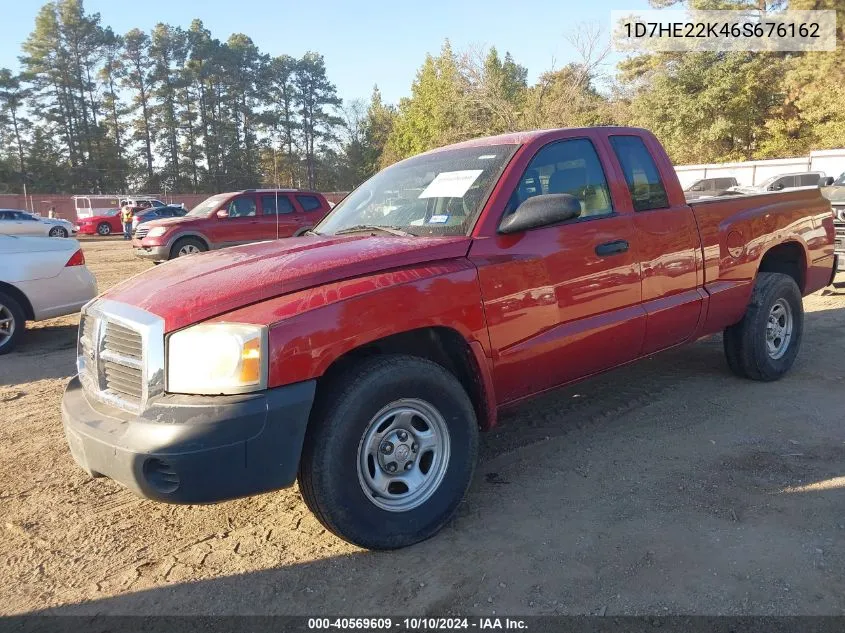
[1,239,844,616]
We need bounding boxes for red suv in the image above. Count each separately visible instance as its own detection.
[132,189,331,262]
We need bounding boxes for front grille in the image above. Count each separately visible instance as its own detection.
[835,226,844,253]
[104,361,143,399]
[77,300,164,413]
[134,226,150,239]
[99,321,143,407]
[104,321,143,359]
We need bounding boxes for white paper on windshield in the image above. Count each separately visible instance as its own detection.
[418,170,483,199]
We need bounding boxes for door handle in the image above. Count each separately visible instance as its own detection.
[595,240,629,257]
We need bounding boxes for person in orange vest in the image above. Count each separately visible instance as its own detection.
[121,205,135,240]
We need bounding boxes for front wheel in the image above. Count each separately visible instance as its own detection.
[298,355,478,549]
[97,222,111,236]
[169,237,207,259]
[723,272,804,381]
[49,226,68,238]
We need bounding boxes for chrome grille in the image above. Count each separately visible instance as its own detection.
[835,226,844,253]
[102,321,144,404]
[104,321,143,359]
[134,226,150,239]
[76,299,165,413]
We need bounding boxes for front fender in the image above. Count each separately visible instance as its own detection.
[210,259,490,389]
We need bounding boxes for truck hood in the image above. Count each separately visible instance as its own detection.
[104,234,472,331]
[143,215,199,229]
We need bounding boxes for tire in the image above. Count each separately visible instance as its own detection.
[723,272,804,381]
[169,237,207,259]
[298,355,478,550]
[49,226,68,238]
[97,222,111,236]
[0,291,25,355]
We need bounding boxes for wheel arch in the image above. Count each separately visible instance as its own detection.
[169,232,211,252]
[0,281,35,320]
[757,240,807,293]
[315,326,497,430]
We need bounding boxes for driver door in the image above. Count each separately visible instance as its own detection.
[469,137,645,403]
[209,194,263,246]
[14,212,43,236]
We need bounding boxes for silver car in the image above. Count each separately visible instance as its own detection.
[0,209,77,238]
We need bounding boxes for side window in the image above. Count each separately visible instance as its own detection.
[262,195,294,215]
[716,178,733,189]
[770,176,793,190]
[800,174,820,187]
[609,135,669,212]
[507,138,614,219]
[296,195,323,212]
[0,211,10,220]
[227,196,257,218]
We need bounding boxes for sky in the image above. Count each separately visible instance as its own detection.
[0,0,650,105]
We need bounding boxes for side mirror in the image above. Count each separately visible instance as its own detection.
[499,194,582,234]
[822,177,834,186]
[216,209,229,219]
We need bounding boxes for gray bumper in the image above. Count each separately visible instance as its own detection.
[133,245,170,261]
[62,376,316,504]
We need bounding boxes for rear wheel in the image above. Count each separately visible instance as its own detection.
[97,222,111,236]
[723,272,803,381]
[169,237,207,259]
[298,355,478,549]
[0,292,25,355]
[49,226,68,238]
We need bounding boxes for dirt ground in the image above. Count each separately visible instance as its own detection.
[1,238,844,616]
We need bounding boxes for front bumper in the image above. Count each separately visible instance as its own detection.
[133,244,169,261]
[62,376,316,503]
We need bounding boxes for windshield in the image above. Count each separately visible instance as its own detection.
[316,144,518,236]
[186,193,229,217]
[834,172,845,186]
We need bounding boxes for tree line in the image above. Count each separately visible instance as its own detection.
[0,0,842,196]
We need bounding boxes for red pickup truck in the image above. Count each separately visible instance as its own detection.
[63,127,837,550]
[132,189,331,262]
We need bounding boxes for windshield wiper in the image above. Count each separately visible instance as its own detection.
[334,224,415,237]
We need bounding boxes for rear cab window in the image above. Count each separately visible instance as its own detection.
[609,135,669,211]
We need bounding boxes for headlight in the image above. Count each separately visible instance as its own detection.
[147,226,167,238]
[167,323,267,394]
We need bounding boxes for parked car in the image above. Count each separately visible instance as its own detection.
[119,197,167,209]
[0,235,97,354]
[730,171,826,194]
[684,176,738,200]
[0,209,76,238]
[132,189,331,262]
[75,209,123,236]
[63,126,836,550]
[131,205,187,233]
